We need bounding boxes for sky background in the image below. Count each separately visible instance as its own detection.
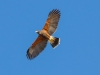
[0,0,100,75]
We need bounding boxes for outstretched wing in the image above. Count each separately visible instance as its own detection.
[43,9,61,35]
[27,35,48,59]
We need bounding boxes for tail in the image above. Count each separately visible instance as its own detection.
[49,36,60,48]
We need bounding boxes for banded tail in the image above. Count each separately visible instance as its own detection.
[49,36,60,48]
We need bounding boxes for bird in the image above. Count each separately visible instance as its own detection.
[26,9,61,60]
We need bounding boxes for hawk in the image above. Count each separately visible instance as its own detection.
[27,9,61,59]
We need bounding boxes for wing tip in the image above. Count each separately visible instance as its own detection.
[26,48,35,60]
[49,9,61,16]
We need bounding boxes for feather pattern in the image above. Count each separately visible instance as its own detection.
[27,35,48,59]
[43,9,61,35]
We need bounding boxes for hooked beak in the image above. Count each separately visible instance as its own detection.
[35,31,39,34]
[35,31,38,33]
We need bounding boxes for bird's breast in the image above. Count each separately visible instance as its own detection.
[40,30,50,39]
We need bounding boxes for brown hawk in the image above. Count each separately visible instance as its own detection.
[26,9,61,59]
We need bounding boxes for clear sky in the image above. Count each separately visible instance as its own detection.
[0,0,100,75]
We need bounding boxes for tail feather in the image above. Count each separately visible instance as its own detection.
[49,36,60,48]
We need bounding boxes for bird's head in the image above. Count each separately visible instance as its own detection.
[35,30,40,34]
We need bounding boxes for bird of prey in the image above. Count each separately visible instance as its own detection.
[26,9,61,59]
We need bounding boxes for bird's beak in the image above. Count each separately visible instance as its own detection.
[35,31,38,33]
[35,31,39,34]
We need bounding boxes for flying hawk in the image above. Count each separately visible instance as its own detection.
[27,9,61,59]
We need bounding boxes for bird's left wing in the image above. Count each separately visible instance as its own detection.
[43,9,61,35]
[27,35,48,59]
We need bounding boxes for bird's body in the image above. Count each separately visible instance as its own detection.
[26,9,61,60]
[36,30,50,39]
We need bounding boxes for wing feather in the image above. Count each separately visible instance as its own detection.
[43,9,61,35]
[26,35,48,59]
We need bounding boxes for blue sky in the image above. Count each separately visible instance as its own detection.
[0,0,100,75]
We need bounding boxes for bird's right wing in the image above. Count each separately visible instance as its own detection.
[26,35,48,59]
